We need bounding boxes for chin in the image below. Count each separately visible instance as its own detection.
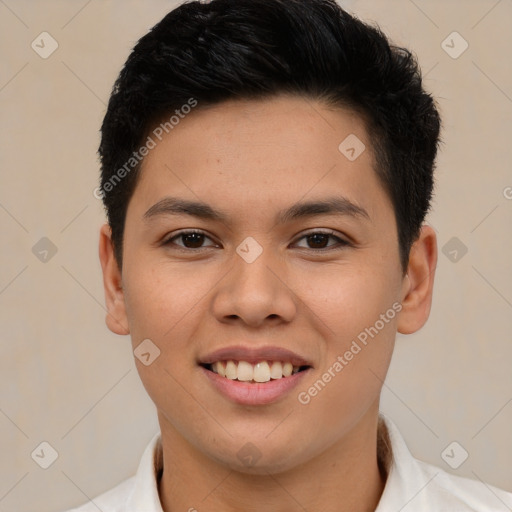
[206,438,311,476]
[223,453,302,476]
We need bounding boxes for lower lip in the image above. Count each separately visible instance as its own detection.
[200,366,310,405]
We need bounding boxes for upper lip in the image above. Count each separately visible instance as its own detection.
[198,345,313,367]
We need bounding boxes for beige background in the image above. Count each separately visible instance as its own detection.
[0,1,511,511]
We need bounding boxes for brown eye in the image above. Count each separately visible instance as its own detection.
[294,231,350,251]
[306,233,331,249]
[164,230,217,250]
[180,232,206,248]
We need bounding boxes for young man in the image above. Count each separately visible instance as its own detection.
[69,0,512,510]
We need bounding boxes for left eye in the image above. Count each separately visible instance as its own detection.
[294,231,349,250]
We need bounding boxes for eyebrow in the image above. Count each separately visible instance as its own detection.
[143,196,370,225]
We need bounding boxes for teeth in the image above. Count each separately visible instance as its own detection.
[270,361,283,379]
[282,362,293,377]
[225,360,237,380]
[237,361,253,381]
[217,361,226,378]
[209,360,303,382]
[253,362,271,383]
[213,361,226,377]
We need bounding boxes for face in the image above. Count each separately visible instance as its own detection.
[100,95,434,474]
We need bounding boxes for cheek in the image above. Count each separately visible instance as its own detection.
[121,261,212,433]
[121,260,219,403]
[295,264,398,406]
[123,260,210,343]
[295,318,396,446]
[297,262,399,338]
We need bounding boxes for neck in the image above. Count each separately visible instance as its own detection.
[157,407,388,512]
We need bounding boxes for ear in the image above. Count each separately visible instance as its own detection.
[98,224,130,335]
[397,225,437,335]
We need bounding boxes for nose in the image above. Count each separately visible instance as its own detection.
[210,244,297,328]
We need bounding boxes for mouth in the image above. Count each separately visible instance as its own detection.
[198,346,313,405]
[200,360,311,383]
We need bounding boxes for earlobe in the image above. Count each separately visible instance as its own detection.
[397,225,438,335]
[98,224,130,335]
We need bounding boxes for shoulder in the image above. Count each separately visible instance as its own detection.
[61,432,163,512]
[62,476,136,512]
[415,458,512,511]
[378,415,512,511]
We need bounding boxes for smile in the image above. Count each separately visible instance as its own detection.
[198,345,313,404]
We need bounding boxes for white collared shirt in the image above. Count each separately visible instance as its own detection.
[65,415,512,511]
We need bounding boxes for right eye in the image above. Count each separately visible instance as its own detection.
[162,230,220,251]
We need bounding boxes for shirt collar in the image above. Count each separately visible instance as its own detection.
[375,412,431,510]
[125,432,164,511]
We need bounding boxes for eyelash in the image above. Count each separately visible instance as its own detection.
[162,229,351,252]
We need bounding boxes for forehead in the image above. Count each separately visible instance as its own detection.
[130,95,391,225]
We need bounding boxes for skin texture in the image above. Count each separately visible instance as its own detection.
[99,95,437,512]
